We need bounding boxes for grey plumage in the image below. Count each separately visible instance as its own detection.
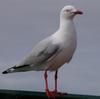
[2,37,61,74]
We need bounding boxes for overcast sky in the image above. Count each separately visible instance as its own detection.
[0,0,100,96]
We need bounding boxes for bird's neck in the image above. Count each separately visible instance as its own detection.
[52,17,76,42]
[59,17,75,34]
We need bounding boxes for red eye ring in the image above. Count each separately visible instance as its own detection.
[65,9,71,12]
[64,9,71,12]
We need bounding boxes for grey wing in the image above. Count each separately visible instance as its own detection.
[14,38,61,70]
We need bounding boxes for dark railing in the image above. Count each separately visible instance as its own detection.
[0,89,100,99]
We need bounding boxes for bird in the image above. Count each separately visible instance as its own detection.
[2,5,83,98]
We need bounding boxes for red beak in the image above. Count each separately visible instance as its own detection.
[72,10,83,15]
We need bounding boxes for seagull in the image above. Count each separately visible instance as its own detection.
[2,5,83,98]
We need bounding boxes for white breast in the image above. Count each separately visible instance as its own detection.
[47,31,77,71]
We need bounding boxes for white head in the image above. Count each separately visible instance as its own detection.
[60,5,83,19]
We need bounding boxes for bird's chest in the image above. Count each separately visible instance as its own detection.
[47,38,76,71]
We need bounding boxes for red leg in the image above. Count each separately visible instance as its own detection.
[44,70,48,92]
[44,70,67,98]
[53,70,67,96]
[44,70,55,98]
[55,70,58,93]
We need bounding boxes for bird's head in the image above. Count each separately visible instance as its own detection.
[60,5,83,19]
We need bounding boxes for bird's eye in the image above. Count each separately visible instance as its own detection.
[65,9,70,12]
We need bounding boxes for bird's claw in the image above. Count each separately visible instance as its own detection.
[46,90,55,99]
[46,89,67,99]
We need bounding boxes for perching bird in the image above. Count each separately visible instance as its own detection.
[2,5,83,98]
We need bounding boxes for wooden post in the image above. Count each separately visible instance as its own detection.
[0,89,100,99]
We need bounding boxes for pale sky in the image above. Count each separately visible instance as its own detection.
[0,0,100,96]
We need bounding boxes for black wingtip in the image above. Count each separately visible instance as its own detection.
[2,71,8,74]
